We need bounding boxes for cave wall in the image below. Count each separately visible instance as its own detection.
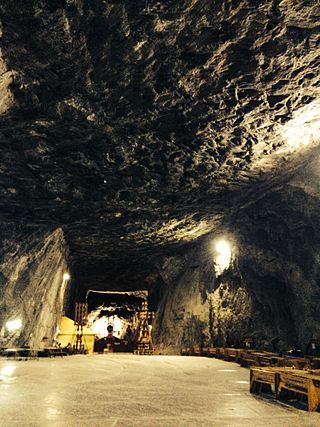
[234,160,320,352]
[153,236,253,354]
[153,161,320,354]
[0,0,319,353]
[0,228,70,348]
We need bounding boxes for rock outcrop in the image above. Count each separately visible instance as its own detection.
[0,228,69,348]
[153,151,320,353]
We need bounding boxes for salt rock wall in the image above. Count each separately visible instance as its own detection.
[233,159,320,353]
[153,238,253,354]
[0,228,69,348]
[153,160,320,353]
[0,48,14,114]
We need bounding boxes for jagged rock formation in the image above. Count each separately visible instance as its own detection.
[0,0,319,351]
[154,152,320,352]
[0,228,69,347]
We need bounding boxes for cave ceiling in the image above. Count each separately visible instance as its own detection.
[0,0,319,290]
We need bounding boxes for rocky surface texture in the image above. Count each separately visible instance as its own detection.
[0,228,69,347]
[0,1,319,350]
[154,151,320,352]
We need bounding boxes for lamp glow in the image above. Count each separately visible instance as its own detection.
[89,314,129,339]
[214,239,232,275]
[0,365,16,377]
[280,99,320,149]
[63,273,70,281]
[6,319,22,332]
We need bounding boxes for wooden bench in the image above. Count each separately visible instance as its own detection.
[181,347,193,356]
[193,346,202,356]
[181,347,190,356]
[241,351,285,368]
[251,352,279,367]
[278,356,310,370]
[39,347,67,357]
[277,369,320,411]
[239,350,259,367]
[201,347,210,356]
[255,354,275,367]
[215,347,226,359]
[308,357,320,369]
[250,367,278,394]
[2,348,39,360]
[250,367,320,412]
[224,348,241,362]
[207,347,217,357]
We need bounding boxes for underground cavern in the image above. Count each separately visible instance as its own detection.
[0,0,320,425]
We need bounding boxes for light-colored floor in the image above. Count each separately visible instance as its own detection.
[0,354,319,427]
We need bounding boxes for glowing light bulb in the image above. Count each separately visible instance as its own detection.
[214,239,232,275]
[6,319,22,332]
[63,273,70,281]
[216,240,230,254]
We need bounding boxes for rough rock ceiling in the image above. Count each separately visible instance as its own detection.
[0,0,319,289]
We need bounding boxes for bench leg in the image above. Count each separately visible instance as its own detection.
[308,379,320,412]
[250,381,256,394]
[275,374,281,400]
[250,371,255,393]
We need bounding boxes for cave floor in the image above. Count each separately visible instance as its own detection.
[0,354,319,427]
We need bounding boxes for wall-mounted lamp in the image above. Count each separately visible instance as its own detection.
[212,238,232,276]
[6,319,22,333]
[63,273,71,281]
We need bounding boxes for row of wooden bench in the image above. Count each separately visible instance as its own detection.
[181,346,320,369]
[0,347,67,360]
[181,346,320,411]
[250,366,320,412]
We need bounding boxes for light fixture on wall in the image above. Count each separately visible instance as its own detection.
[63,272,71,281]
[61,272,71,307]
[6,319,22,333]
[213,238,232,276]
